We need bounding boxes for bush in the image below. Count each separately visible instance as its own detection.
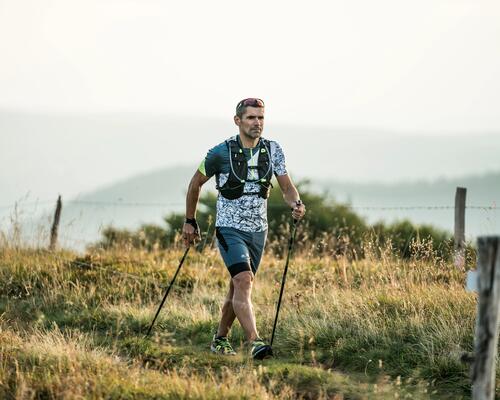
[93,224,171,251]
[266,180,368,257]
[93,183,454,260]
[370,220,453,260]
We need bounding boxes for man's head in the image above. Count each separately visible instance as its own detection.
[234,98,265,141]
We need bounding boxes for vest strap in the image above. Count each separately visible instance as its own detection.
[218,137,273,200]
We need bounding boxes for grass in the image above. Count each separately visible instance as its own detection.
[0,242,497,399]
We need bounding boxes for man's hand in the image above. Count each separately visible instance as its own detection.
[291,200,306,221]
[182,220,200,246]
[276,175,306,222]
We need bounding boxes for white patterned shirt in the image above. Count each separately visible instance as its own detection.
[198,136,287,232]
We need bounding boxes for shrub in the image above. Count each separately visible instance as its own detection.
[92,183,454,260]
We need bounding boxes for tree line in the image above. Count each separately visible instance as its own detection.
[93,182,458,260]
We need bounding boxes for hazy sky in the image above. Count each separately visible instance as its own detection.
[1,0,499,133]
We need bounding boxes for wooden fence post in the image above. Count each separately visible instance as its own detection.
[454,187,467,269]
[472,236,500,400]
[49,195,62,250]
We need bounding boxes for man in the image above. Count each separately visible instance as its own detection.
[182,98,306,359]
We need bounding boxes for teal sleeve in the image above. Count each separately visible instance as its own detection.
[201,142,227,178]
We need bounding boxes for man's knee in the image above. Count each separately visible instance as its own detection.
[222,297,233,311]
[232,270,254,291]
[226,283,234,299]
[228,261,251,278]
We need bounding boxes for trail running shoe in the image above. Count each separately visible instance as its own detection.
[251,338,273,360]
[210,334,236,355]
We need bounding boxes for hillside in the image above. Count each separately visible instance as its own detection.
[315,172,500,238]
[0,246,486,399]
[2,110,500,206]
[34,169,498,251]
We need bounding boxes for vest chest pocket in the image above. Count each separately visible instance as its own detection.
[218,138,273,200]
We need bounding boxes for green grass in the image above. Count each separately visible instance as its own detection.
[0,245,496,399]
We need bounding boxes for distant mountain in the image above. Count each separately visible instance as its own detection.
[2,110,500,207]
[57,165,198,249]
[314,172,500,239]
[52,167,500,250]
[3,110,499,249]
[315,172,499,207]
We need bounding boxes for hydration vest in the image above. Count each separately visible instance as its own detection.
[217,137,273,200]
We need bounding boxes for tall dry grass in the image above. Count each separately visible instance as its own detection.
[0,235,495,399]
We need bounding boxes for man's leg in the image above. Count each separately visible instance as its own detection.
[214,228,262,342]
[231,270,259,342]
[216,280,236,337]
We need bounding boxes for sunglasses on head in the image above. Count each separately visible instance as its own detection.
[236,98,265,111]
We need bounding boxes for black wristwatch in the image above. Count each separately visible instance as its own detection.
[185,218,199,232]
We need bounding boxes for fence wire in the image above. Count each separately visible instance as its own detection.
[1,199,498,211]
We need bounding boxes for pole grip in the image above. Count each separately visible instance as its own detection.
[291,199,302,225]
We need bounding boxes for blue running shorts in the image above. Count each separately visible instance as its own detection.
[215,227,267,277]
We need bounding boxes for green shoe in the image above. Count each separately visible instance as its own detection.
[251,338,273,360]
[210,334,236,355]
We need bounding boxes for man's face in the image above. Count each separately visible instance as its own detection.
[234,107,265,140]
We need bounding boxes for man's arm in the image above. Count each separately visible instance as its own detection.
[183,170,210,245]
[275,174,306,221]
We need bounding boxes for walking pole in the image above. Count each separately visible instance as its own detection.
[145,246,190,338]
[270,210,300,347]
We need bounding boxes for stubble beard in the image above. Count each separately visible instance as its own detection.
[242,128,262,141]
